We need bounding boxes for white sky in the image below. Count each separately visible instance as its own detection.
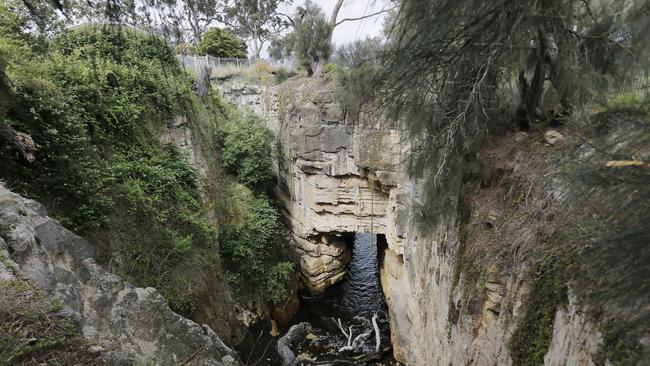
[262,0,390,58]
[311,0,390,46]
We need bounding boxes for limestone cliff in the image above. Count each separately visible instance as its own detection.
[0,184,239,365]
[216,76,648,366]
[221,77,409,293]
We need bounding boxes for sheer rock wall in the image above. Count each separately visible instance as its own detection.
[218,76,604,366]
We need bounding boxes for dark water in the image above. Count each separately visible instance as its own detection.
[340,232,386,315]
[238,233,395,365]
[290,232,395,363]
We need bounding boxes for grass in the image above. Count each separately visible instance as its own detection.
[0,282,100,365]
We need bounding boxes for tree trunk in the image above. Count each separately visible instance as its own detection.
[252,29,261,60]
[313,60,325,77]
[517,30,546,130]
[313,0,344,77]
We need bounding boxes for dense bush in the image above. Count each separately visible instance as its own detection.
[220,194,293,304]
[198,28,247,59]
[218,112,274,188]
[0,22,219,314]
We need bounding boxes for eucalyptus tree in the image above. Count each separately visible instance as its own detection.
[270,0,395,76]
[224,0,293,60]
[180,0,228,45]
[268,0,330,75]
[313,0,395,75]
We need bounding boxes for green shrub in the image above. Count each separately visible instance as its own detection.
[221,195,279,275]
[265,261,294,304]
[275,67,297,84]
[218,112,274,188]
[220,194,292,304]
[198,28,247,59]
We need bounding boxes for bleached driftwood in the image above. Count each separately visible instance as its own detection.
[338,332,370,352]
[372,312,380,353]
[333,316,376,353]
[333,318,355,347]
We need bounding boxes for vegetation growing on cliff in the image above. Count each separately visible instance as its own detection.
[445,108,650,365]
[509,246,570,366]
[0,7,292,322]
[0,272,99,364]
[218,112,274,188]
[0,20,217,315]
[220,194,293,304]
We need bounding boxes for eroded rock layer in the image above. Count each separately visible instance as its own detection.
[220,76,609,366]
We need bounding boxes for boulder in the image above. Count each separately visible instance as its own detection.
[0,185,239,365]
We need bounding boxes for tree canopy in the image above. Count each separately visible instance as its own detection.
[224,0,293,59]
[269,0,331,76]
[198,27,247,58]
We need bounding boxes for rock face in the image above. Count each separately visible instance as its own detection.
[544,294,601,366]
[160,113,247,344]
[219,76,606,365]
[0,185,239,365]
[222,77,409,292]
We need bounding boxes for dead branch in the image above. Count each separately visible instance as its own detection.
[334,6,397,27]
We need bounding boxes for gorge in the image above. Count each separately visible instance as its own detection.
[1,6,648,365]
[217,75,645,365]
[1,66,647,365]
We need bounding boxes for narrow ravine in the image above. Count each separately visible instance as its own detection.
[238,232,396,365]
[289,232,396,364]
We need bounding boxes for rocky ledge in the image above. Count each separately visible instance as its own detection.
[0,184,239,365]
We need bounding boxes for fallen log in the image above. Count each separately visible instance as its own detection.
[277,322,312,366]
